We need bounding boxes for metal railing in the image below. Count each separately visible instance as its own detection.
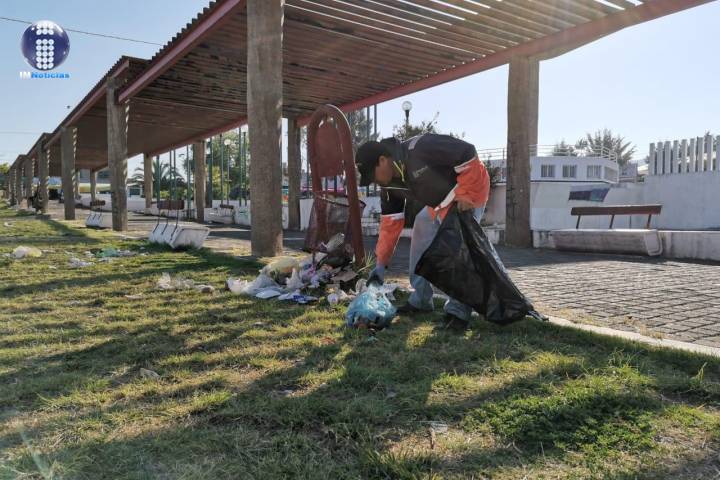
[477,145,619,163]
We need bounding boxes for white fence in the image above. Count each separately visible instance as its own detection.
[649,134,720,175]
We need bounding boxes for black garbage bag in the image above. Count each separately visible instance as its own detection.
[415,205,535,325]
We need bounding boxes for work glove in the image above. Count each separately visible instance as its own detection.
[367,265,385,286]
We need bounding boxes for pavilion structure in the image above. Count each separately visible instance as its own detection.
[8,0,713,255]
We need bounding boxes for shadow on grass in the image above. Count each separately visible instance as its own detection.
[2,230,719,478]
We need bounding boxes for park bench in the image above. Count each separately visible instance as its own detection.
[551,204,664,257]
[149,198,208,249]
[571,204,662,229]
[208,203,236,225]
[85,199,111,228]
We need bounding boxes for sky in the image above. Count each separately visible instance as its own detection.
[1,0,719,175]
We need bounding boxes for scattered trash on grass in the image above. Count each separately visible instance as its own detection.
[227,273,280,296]
[3,222,12,227]
[139,368,160,380]
[69,257,94,268]
[95,247,136,258]
[277,290,317,304]
[124,294,144,300]
[12,246,42,259]
[345,284,397,329]
[157,273,215,293]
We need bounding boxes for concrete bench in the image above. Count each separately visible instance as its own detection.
[208,203,235,224]
[85,211,112,229]
[550,205,664,256]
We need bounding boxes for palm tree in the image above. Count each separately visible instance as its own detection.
[129,162,186,193]
[575,129,636,166]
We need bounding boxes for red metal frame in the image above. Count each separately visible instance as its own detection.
[307,104,365,265]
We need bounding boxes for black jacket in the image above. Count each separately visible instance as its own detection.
[380,134,478,217]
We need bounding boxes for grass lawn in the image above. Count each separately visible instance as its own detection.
[1,203,719,479]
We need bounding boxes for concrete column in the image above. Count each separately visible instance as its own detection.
[505,55,539,248]
[24,157,34,208]
[247,0,284,256]
[287,117,301,230]
[715,136,720,171]
[90,169,97,203]
[193,141,207,223]
[143,153,153,209]
[663,141,671,175]
[73,169,80,203]
[689,138,696,173]
[37,144,49,213]
[679,139,688,173]
[60,127,76,220]
[697,137,705,172]
[106,77,129,231]
[706,135,714,172]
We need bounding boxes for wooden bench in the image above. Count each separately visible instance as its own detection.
[89,199,106,208]
[571,204,662,229]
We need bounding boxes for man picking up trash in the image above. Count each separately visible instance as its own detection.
[355,134,490,332]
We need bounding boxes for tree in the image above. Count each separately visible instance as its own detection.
[552,140,578,157]
[129,161,186,197]
[575,129,636,166]
[346,109,378,149]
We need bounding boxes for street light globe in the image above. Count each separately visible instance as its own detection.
[401,100,412,113]
[223,138,232,146]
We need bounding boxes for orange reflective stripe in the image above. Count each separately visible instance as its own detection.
[375,215,404,266]
[455,158,490,207]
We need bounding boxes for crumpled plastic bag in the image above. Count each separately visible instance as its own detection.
[227,273,280,296]
[69,257,93,268]
[285,269,305,291]
[261,257,300,282]
[345,284,397,329]
[278,290,317,304]
[13,246,42,259]
[157,273,214,293]
[96,247,136,258]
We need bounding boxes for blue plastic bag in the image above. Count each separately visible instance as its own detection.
[345,285,397,329]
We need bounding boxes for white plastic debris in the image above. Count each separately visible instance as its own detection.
[285,268,305,290]
[3,222,12,227]
[139,368,160,380]
[156,273,210,292]
[256,288,283,299]
[12,246,42,259]
[69,257,94,268]
[227,273,280,296]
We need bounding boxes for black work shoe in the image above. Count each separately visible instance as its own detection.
[396,302,432,315]
[442,314,469,333]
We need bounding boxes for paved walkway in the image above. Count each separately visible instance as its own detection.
[48,204,720,349]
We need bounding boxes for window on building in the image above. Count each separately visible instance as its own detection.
[540,164,555,178]
[587,165,602,179]
[562,165,577,178]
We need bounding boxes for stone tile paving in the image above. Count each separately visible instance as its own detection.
[49,204,720,349]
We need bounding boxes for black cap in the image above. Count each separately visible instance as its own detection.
[355,140,394,187]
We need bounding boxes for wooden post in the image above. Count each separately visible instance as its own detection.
[287,117,301,230]
[24,157,34,208]
[60,127,76,219]
[193,141,207,223]
[90,169,98,203]
[8,167,15,205]
[142,153,153,209]
[247,0,284,256]
[37,144,49,213]
[15,163,23,207]
[106,77,129,231]
[505,55,538,248]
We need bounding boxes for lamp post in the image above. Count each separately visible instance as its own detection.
[401,100,412,138]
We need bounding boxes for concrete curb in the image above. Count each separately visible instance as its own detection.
[548,315,720,358]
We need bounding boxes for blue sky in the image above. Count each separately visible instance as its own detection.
[1,0,719,174]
